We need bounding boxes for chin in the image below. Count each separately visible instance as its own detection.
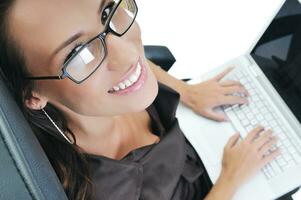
[131,67,159,113]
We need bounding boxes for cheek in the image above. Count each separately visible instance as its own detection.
[39,75,109,114]
[133,22,142,38]
[124,21,142,42]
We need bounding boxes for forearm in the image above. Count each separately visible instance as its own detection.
[147,59,190,103]
[204,172,239,200]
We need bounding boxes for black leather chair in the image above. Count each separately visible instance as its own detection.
[0,45,178,199]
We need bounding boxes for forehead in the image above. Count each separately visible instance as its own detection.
[10,0,95,40]
[8,0,102,69]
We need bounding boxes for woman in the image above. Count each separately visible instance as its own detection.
[0,0,282,199]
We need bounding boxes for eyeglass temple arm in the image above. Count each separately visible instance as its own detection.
[143,45,191,82]
[26,76,62,80]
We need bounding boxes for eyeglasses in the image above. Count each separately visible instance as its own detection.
[26,0,138,84]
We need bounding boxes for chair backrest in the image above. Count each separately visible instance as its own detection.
[143,45,176,72]
[0,77,68,200]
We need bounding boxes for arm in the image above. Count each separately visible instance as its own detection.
[147,58,249,121]
[204,172,239,200]
[146,59,190,104]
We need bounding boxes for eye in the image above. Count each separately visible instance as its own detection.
[64,43,83,64]
[101,1,115,25]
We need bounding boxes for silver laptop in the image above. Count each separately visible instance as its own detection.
[176,0,301,199]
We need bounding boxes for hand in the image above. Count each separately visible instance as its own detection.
[220,126,281,188]
[181,67,249,121]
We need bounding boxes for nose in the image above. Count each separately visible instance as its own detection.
[104,33,139,72]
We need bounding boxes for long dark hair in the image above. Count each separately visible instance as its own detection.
[0,1,94,199]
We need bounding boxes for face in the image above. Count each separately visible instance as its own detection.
[8,0,158,117]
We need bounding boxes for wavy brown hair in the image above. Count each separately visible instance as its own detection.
[0,1,94,199]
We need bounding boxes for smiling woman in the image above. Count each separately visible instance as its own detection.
[0,0,158,199]
[0,0,287,200]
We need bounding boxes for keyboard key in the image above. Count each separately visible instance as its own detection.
[270,161,282,175]
[291,152,301,163]
[242,119,249,126]
[276,157,287,167]
[256,115,264,121]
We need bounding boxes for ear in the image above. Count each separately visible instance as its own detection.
[24,91,48,110]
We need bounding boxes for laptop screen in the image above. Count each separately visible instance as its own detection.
[251,0,301,123]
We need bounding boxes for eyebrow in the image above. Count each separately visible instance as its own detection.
[52,0,107,57]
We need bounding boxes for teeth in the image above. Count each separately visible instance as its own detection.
[129,74,138,83]
[118,82,126,90]
[135,64,141,75]
[113,86,120,91]
[124,80,132,87]
[110,63,142,93]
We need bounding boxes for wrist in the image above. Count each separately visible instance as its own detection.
[218,170,241,194]
[176,81,191,105]
[216,171,239,199]
[204,171,240,200]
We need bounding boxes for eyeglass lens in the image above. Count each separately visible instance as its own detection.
[65,0,137,82]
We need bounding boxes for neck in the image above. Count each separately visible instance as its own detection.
[58,104,140,149]
[65,111,128,142]
[50,103,153,158]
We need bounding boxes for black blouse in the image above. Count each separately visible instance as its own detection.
[85,82,213,200]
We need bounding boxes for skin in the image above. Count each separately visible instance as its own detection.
[9,0,160,157]
[149,63,250,121]
[8,0,280,198]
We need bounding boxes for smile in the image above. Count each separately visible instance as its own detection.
[108,57,147,95]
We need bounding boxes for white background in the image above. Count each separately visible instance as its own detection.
[136,0,300,199]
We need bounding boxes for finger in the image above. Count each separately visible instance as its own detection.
[220,80,242,87]
[213,66,235,81]
[254,130,274,148]
[225,132,241,149]
[220,95,248,106]
[223,85,250,97]
[204,109,228,122]
[245,125,265,142]
[258,136,278,155]
[261,148,281,166]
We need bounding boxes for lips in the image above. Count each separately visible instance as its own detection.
[108,58,141,92]
[108,58,147,95]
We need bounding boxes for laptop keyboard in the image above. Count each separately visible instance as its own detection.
[222,68,301,180]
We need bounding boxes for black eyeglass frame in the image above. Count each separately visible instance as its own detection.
[26,0,138,84]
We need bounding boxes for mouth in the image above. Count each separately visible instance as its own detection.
[107,56,147,95]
